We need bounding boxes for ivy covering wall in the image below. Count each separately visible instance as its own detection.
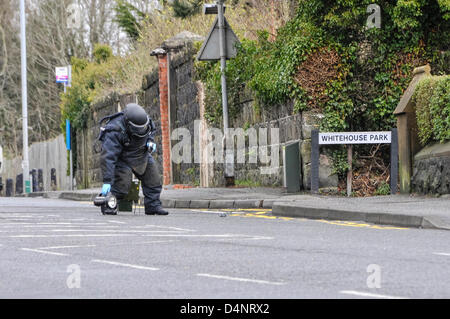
[195,0,449,133]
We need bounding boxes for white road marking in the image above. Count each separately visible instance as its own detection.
[340,290,407,299]
[21,248,69,256]
[139,224,195,232]
[190,210,236,215]
[21,225,120,228]
[217,236,274,241]
[49,229,184,233]
[7,234,134,238]
[107,220,127,224]
[197,273,285,286]
[433,252,450,256]
[38,244,97,250]
[37,240,176,251]
[91,259,159,271]
[140,234,265,239]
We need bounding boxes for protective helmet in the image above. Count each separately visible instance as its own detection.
[123,103,150,137]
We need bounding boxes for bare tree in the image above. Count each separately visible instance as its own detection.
[0,0,131,157]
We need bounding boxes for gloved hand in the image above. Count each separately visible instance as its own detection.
[147,141,157,153]
[101,183,111,195]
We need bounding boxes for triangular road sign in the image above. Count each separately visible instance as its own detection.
[197,16,240,61]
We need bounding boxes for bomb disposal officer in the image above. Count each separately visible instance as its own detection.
[98,103,168,215]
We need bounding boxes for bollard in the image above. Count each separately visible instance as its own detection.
[50,168,57,191]
[0,177,3,193]
[6,178,13,197]
[38,169,44,191]
[16,174,23,194]
[31,169,38,192]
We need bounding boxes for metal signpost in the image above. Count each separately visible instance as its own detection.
[198,0,240,186]
[66,119,73,190]
[20,0,31,194]
[311,129,398,196]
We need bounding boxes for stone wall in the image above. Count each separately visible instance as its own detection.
[205,100,337,189]
[412,141,450,195]
[76,69,163,188]
[75,34,337,191]
[169,45,201,185]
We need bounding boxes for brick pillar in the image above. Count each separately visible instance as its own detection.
[269,0,277,42]
[157,53,172,185]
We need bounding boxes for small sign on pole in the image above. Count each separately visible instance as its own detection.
[55,66,69,84]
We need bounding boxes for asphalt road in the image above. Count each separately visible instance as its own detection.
[0,197,449,299]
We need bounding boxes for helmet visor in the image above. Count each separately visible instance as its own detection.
[127,117,150,137]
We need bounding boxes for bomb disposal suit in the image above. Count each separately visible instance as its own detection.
[98,103,168,215]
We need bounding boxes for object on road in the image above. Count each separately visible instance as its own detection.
[93,192,118,215]
[119,179,140,213]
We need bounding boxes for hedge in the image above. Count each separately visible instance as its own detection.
[413,75,450,145]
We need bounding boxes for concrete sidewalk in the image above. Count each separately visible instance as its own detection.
[23,186,450,231]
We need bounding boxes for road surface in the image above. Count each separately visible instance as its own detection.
[0,197,449,299]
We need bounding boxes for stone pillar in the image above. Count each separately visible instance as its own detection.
[393,65,431,194]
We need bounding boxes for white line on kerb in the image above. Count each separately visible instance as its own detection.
[91,259,159,271]
[21,248,69,256]
[433,252,450,256]
[197,273,285,286]
[340,290,407,299]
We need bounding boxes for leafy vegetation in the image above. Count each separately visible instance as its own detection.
[195,0,449,180]
[413,75,450,144]
[196,0,449,132]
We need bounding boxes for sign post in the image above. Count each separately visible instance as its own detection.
[66,119,73,190]
[311,130,398,196]
[20,0,31,194]
[198,0,240,186]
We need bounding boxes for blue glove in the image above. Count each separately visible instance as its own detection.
[147,142,157,153]
[102,184,111,195]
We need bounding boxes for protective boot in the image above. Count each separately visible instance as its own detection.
[145,206,169,215]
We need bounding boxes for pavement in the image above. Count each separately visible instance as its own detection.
[20,186,450,231]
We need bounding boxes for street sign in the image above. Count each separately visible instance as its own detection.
[310,129,399,196]
[197,16,240,61]
[55,66,69,83]
[318,131,392,145]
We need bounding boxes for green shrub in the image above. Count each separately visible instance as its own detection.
[413,76,450,144]
[195,0,449,133]
[374,181,390,196]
